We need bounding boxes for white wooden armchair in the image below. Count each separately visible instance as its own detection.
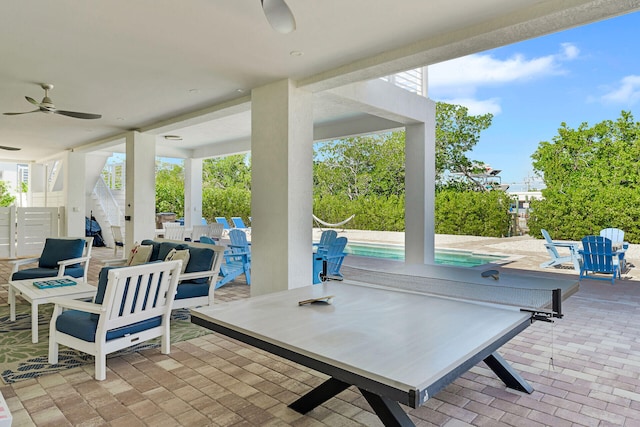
[10,237,94,282]
[48,260,183,380]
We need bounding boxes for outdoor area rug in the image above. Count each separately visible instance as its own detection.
[0,302,211,384]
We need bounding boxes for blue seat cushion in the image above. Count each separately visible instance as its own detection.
[11,266,84,281]
[55,309,162,342]
[184,247,215,284]
[175,282,209,300]
[38,238,85,269]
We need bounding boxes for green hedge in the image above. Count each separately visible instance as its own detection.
[435,189,512,237]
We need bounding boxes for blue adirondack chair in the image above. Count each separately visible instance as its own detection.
[322,236,348,280]
[579,235,622,284]
[215,229,251,288]
[313,230,337,256]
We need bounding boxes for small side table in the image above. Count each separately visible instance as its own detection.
[8,277,97,344]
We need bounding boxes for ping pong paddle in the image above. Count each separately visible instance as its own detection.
[298,295,334,305]
[481,269,500,280]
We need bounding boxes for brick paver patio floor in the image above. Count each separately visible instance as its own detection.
[1,237,639,426]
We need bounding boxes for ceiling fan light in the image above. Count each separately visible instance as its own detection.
[261,0,296,34]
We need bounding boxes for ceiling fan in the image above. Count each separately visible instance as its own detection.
[4,83,102,120]
[261,0,296,34]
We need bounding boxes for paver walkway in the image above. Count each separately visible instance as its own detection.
[1,234,639,426]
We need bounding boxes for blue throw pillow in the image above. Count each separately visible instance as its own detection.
[38,238,85,269]
[184,246,215,284]
[158,242,187,261]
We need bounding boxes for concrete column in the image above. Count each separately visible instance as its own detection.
[184,158,203,228]
[125,131,156,248]
[63,151,86,238]
[251,79,313,296]
[405,99,436,264]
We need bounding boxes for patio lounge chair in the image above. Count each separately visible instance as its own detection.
[48,260,182,380]
[215,217,232,237]
[579,235,622,284]
[231,217,251,234]
[539,229,581,271]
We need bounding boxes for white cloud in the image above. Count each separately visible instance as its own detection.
[601,75,640,105]
[428,43,580,114]
[436,97,502,116]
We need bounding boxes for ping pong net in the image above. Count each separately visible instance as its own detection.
[342,266,563,321]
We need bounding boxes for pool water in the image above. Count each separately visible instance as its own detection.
[343,243,506,267]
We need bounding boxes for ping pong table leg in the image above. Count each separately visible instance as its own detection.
[484,352,533,394]
[359,388,415,427]
[288,377,350,414]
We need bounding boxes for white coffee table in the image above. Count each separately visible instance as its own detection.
[8,276,97,343]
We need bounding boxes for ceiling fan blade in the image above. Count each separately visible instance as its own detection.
[54,110,102,120]
[0,145,21,151]
[3,110,40,116]
[261,0,296,34]
[25,96,40,106]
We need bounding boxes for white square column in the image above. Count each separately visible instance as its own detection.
[251,79,313,296]
[125,131,156,247]
[405,99,436,264]
[184,158,203,228]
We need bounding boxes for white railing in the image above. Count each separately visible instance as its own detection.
[381,68,426,96]
[94,177,123,227]
[102,161,125,190]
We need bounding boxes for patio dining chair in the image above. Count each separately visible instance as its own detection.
[111,225,124,256]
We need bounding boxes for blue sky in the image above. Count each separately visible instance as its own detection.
[428,11,640,186]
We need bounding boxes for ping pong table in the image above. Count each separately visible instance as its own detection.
[191,268,578,426]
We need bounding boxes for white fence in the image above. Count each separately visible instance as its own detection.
[0,206,64,258]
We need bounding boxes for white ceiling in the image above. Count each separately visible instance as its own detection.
[1,0,638,162]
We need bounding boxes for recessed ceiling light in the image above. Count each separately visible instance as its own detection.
[164,135,183,141]
[189,89,200,94]
[289,50,303,57]
[115,117,125,121]
[236,88,245,93]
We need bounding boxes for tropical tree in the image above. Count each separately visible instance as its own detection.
[436,102,493,188]
[202,154,251,222]
[528,110,640,242]
[155,161,184,217]
[0,181,15,206]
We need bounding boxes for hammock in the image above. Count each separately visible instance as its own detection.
[312,214,355,230]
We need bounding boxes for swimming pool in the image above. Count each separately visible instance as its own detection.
[343,243,506,267]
